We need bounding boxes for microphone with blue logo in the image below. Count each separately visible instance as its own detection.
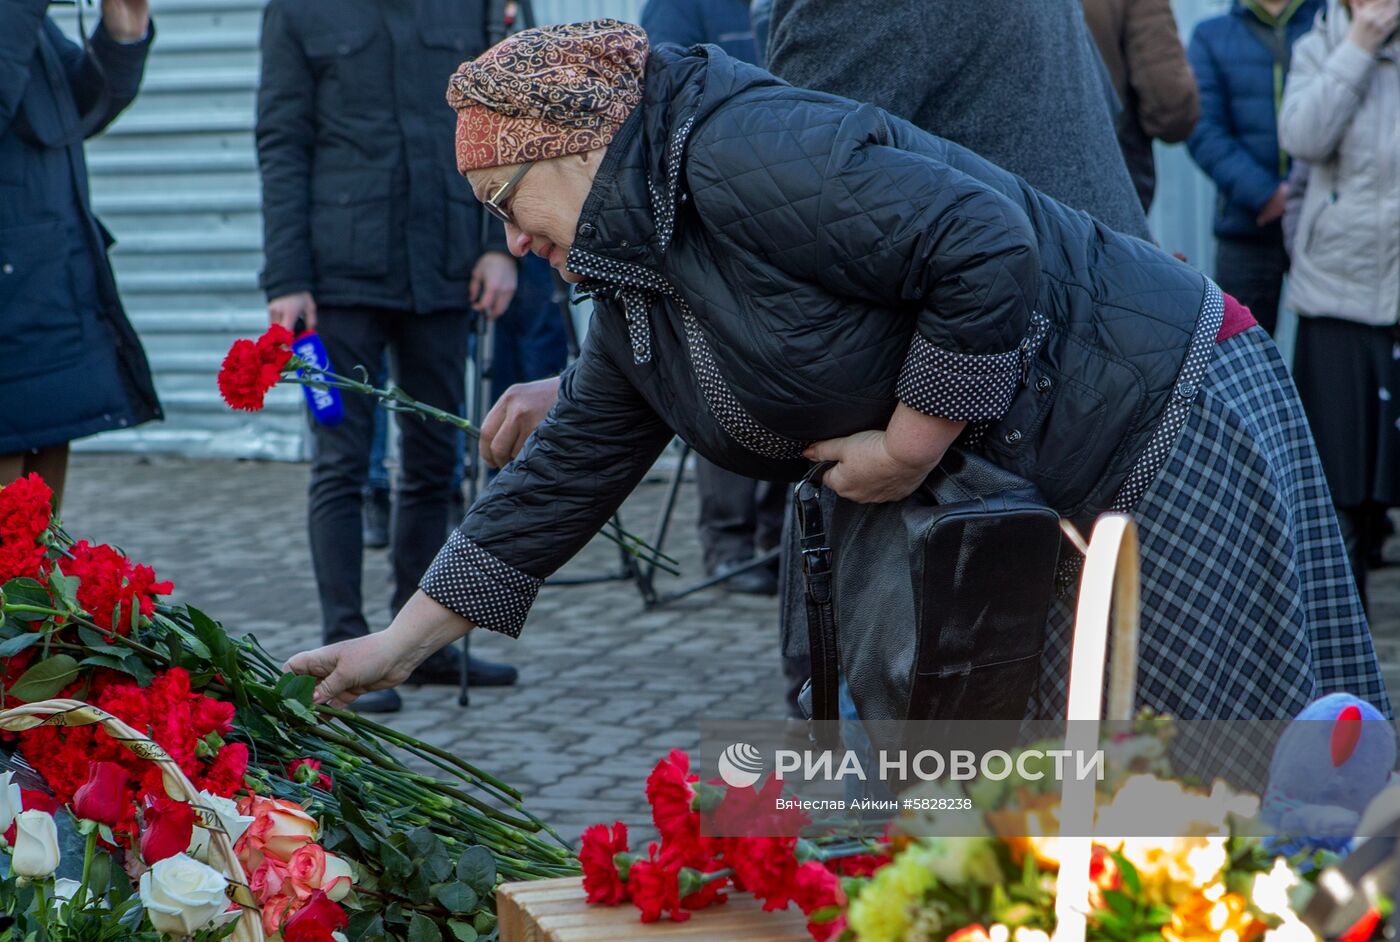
[291,320,344,426]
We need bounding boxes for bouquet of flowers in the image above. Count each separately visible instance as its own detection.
[579,723,1344,942]
[0,473,577,941]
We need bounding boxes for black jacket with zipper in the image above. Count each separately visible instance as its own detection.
[256,0,505,313]
[426,45,1212,637]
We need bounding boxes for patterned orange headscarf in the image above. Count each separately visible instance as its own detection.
[446,19,649,174]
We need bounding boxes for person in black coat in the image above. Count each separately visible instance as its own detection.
[288,21,1388,733]
[256,0,521,712]
[0,0,161,507]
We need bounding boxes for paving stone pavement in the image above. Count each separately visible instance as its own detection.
[56,453,1400,851]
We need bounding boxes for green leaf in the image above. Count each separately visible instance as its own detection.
[0,632,43,658]
[447,921,479,942]
[276,671,317,706]
[46,571,81,610]
[407,913,442,942]
[472,913,496,934]
[1101,889,1136,919]
[433,882,479,914]
[8,654,80,700]
[124,657,154,687]
[79,654,133,674]
[380,840,416,879]
[1112,850,1141,897]
[4,578,52,607]
[348,912,385,942]
[456,846,497,894]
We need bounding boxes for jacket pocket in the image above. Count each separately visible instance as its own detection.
[419,23,482,94]
[303,27,376,60]
[981,325,1139,509]
[310,170,392,279]
[442,168,480,280]
[1304,187,1373,283]
[0,220,84,378]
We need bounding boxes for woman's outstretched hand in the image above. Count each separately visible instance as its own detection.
[286,591,476,708]
[286,633,414,710]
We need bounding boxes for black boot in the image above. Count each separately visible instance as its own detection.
[407,645,519,687]
[363,487,391,549]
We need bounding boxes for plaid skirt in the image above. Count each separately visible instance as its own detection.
[1027,325,1392,733]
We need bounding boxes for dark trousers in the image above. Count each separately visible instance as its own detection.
[1214,234,1289,336]
[308,307,470,645]
[491,254,569,398]
[695,457,786,571]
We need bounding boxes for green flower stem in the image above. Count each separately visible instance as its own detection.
[284,364,680,573]
[76,828,98,910]
[322,707,523,800]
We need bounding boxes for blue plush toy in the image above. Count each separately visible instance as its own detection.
[1262,693,1397,856]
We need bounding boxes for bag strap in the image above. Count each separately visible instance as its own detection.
[795,462,841,750]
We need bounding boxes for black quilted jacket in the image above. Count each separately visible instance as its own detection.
[421,45,1213,637]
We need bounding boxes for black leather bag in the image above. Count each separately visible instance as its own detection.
[797,449,1062,753]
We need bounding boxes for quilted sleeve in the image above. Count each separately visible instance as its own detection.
[420,315,674,637]
[686,98,1039,423]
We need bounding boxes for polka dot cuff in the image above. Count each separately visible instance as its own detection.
[419,531,544,638]
[895,334,1023,422]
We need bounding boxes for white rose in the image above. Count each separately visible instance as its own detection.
[139,853,232,937]
[332,934,349,942]
[0,771,20,837]
[186,791,255,864]
[321,852,356,902]
[11,810,61,878]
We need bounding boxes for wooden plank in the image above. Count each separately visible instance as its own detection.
[498,878,814,942]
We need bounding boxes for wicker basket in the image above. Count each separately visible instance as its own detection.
[0,698,264,942]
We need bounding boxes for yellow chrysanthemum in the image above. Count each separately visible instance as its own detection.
[846,845,939,942]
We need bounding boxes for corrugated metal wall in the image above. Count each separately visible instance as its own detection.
[65,0,1243,458]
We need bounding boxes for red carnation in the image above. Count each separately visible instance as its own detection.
[141,795,197,864]
[288,758,333,792]
[72,761,130,827]
[792,860,842,912]
[646,750,699,846]
[65,541,173,635]
[201,742,251,798]
[0,473,54,583]
[580,821,631,905]
[628,843,690,924]
[829,851,890,878]
[706,774,809,839]
[729,836,800,912]
[218,325,294,412]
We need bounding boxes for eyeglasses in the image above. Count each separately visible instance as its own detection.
[482,162,534,226]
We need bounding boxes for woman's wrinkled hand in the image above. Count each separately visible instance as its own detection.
[804,430,939,503]
[285,633,415,710]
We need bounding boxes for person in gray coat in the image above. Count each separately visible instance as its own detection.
[1279,0,1400,609]
[764,0,1153,241]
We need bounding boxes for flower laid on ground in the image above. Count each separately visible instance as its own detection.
[0,473,578,940]
[0,473,55,585]
[289,757,333,792]
[583,749,890,940]
[137,853,235,936]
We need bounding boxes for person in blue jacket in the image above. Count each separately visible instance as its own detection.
[0,0,161,507]
[1187,0,1324,335]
